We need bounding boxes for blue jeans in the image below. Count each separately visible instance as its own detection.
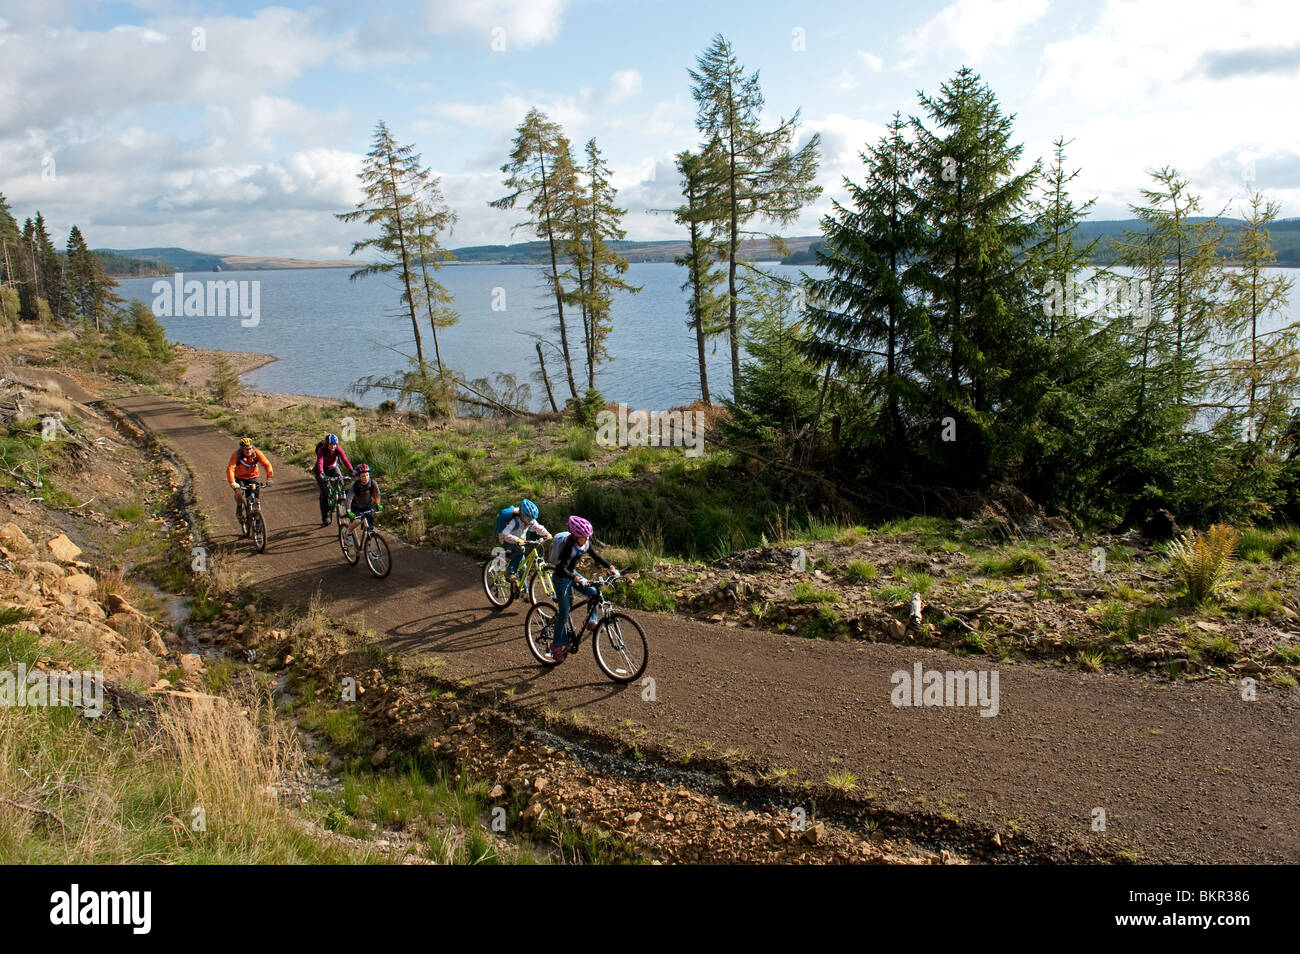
[553,575,597,649]
[504,541,525,576]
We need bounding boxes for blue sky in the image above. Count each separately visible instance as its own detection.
[2,0,1298,258]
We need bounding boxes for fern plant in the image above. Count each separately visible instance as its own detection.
[1167,523,1239,604]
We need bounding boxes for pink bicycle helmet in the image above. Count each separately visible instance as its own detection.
[568,515,593,537]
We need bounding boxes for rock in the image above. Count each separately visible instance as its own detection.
[991,832,1002,848]
[1194,621,1224,633]
[102,654,159,688]
[28,561,66,580]
[61,573,98,597]
[146,633,168,657]
[0,523,32,552]
[104,593,146,617]
[370,745,389,767]
[47,534,82,563]
[179,653,204,678]
[534,777,548,793]
[887,618,907,640]
[623,811,642,826]
[489,784,506,799]
[804,823,826,844]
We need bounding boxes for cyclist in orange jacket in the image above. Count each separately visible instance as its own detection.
[227,437,274,507]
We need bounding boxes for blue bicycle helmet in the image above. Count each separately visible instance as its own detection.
[327,433,339,445]
[520,498,539,520]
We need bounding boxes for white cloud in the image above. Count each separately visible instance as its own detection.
[422,0,569,50]
[608,69,643,103]
[901,0,1049,61]
[857,51,884,71]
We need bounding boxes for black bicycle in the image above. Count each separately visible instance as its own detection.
[235,479,269,552]
[339,506,391,578]
[322,471,348,526]
[524,573,648,683]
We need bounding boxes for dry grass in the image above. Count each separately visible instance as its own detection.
[0,683,351,863]
[153,685,305,850]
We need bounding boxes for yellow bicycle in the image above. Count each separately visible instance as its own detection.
[483,537,555,609]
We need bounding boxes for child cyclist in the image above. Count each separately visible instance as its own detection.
[549,515,619,663]
[343,463,383,538]
[497,498,551,592]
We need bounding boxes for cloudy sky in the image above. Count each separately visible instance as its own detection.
[2,0,1298,258]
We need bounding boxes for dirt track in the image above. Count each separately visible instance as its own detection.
[53,379,1300,863]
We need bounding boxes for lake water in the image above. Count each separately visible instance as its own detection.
[116,263,821,410]
[115,263,1297,411]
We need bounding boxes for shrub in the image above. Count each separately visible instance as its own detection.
[792,581,836,604]
[208,355,246,406]
[844,560,877,584]
[1167,524,1239,604]
[615,576,676,613]
[979,547,1050,577]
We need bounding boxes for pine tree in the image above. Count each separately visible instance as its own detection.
[674,143,728,406]
[910,67,1041,482]
[690,33,822,394]
[1115,168,1226,411]
[407,171,459,380]
[491,109,583,399]
[337,121,431,372]
[1217,192,1297,444]
[802,113,929,451]
[565,138,639,390]
[32,213,64,323]
[725,269,821,455]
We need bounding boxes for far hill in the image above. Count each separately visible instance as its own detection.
[779,218,1300,266]
[100,247,354,273]
[448,235,823,265]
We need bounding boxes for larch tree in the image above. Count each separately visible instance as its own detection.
[674,142,728,406]
[337,121,430,373]
[689,33,822,394]
[491,108,583,400]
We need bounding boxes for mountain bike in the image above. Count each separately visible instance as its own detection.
[339,506,391,578]
[524,573,648,683]
[483,537,554,609]
[322,471,348,526]
[235,479,269,552]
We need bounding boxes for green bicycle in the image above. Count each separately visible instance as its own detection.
[483,537,555,609]
[322,472,348,526]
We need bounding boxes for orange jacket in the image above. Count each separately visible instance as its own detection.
[228,447,274,483]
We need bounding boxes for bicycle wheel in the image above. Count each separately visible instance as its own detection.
[365,531,392,578]
[593,612,648,683]
[483,556,515,608]
[251,512,267,552]
[525,566,550,606]
[338,521,360,565]
[524,601,560,666]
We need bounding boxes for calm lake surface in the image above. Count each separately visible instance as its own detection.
[116,263,822,410]
[115,263,1298,410]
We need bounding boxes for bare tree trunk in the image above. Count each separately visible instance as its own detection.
[536,342,559,412]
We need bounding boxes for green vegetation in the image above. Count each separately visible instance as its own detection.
[792,581,836,604]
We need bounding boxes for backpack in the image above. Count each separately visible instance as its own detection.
[547,531,571,565]
[495,506,518,534]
